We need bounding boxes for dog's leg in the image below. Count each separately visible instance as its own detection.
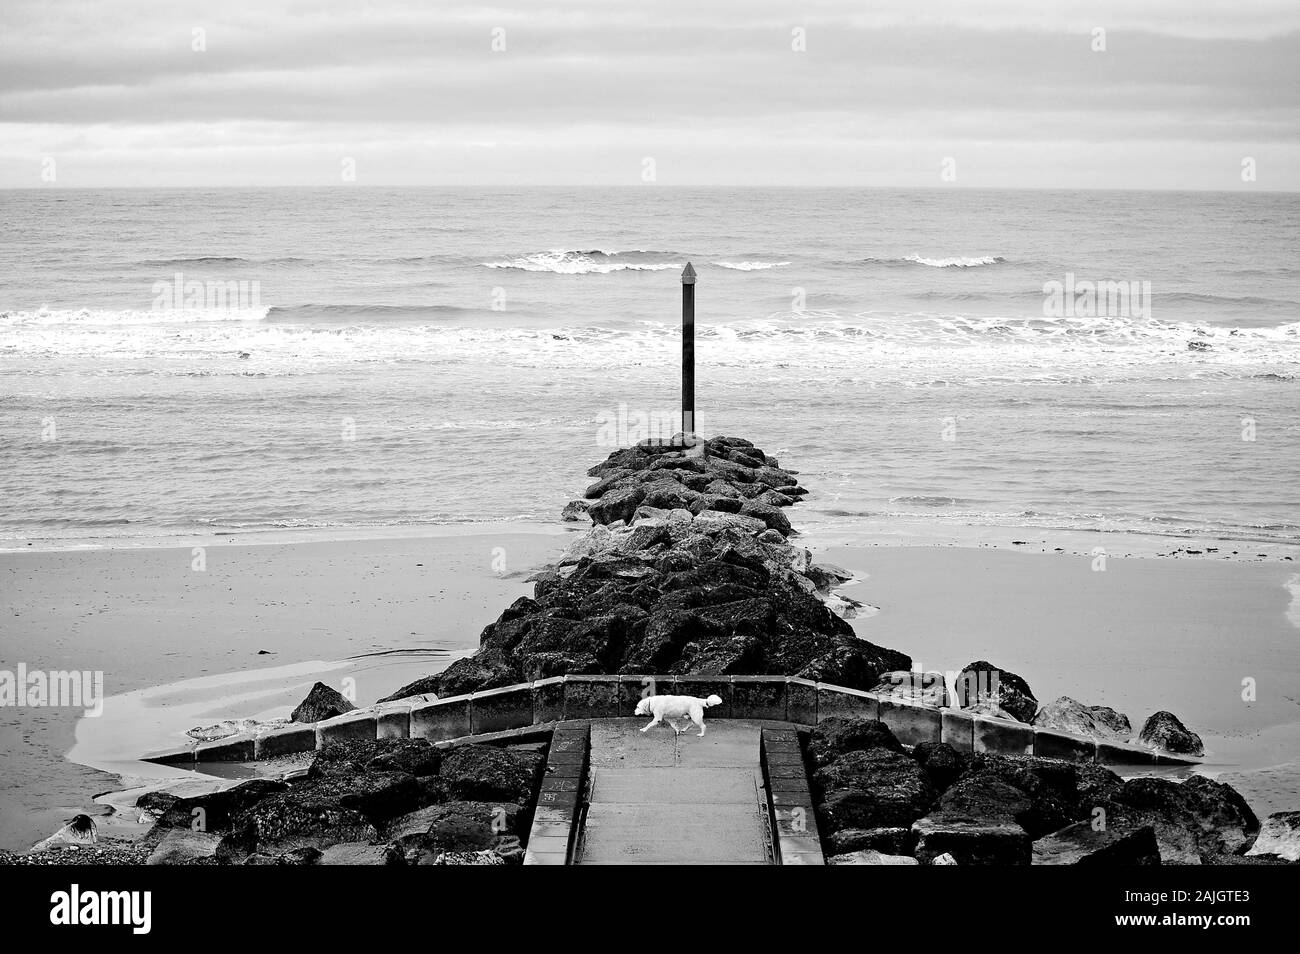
[691,710,707,737]
[640,715,661,733]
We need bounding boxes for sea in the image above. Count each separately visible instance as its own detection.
[1,187,1298,548]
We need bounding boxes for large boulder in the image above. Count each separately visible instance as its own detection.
[146,829,221,865]
[1032,821,1161,865]
[291,682,356,723]
[588,485,646,525]
[1137,711,1204,757]
[826,827,915,856]
[148,778,288,835]
[813,749,938,833]
[808,717,903,767]
[828,850,918,865]
[438,745,543,803]
[956,661,1038,723]
[218,796,380,863]
[318,842,404,865]
[912,815,1031,866]
[1245,811,1300,862]
[911,742,968,793]
[1112,775,1258,862]
[386,801,523,859]
[1033,696,1132,743]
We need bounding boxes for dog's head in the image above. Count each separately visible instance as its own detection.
[704,694,722,708]
[634,697,651,716]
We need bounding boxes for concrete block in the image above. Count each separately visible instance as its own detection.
[673,675,732,717]
[563,675,619,719]
[878,697,943,747]
[762,726,799,747]
[253,724,317,760]
[816,683,879,722]
[410,694,473,742]
[375,704,411,741]
[732,676,788,720]
[1033,728,1097,763]
[1097,742,1158,766]
[534,788,580,812]
[194,735,254,762]
[973,716,1034,755]
[530,676,565,722]
[786,677,818,724]
[941,709,975,753]
[316,711,378,748]
[531,807,573,827]
[471,684,534,735]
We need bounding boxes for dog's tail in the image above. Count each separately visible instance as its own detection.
[704,694,722,708]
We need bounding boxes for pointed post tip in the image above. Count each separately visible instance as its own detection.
[681,262,697,284]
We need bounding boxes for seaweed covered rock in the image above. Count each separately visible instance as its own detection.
[438,745,544,803]
[809,717,904,767]
[813,748,937,834]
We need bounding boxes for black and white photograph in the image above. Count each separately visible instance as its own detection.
[0,0,1297,928]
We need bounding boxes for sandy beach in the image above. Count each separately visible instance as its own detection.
[3,523,1296,851]
[0,526,568,850]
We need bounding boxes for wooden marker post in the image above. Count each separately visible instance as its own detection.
[680,262,696,444]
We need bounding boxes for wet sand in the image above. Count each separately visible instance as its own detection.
[826,542,1300,816]
[0,526,569,850]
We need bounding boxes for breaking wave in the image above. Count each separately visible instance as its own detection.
[482,249,684,274]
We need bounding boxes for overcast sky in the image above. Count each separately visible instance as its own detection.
[1,0,1298,188]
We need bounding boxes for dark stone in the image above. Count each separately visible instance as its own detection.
[1112,775,1257,861]
[1137,710,1204,757]
[386,801,523,855]
[809,716,904,766]
[1032,821,1161,865]
[588,485,646,525]
[912,742,968,792]
[913,814,1031,865]
[560,499,591,521]
[826,827,915,856]
[740,501,793,535]
[365,739,441,777]
[438,745,544,803]
[813,748,938,833]
[149,778,288,836]
[291,682,356,723]
[956,660,1038,723]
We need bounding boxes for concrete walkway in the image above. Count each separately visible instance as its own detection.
[575,718,772,865]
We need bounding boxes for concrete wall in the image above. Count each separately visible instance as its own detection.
[145,674,1196,768]
[761,726,824,865]
[522,721,591,865]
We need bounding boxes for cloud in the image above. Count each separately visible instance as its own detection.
[1,0,1297,187]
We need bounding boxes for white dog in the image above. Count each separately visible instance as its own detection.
[634,694,723,737]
